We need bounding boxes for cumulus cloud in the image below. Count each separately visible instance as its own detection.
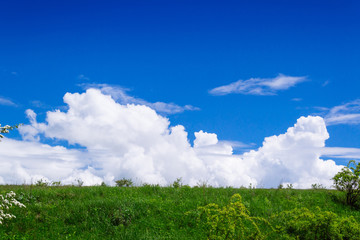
[0,89,351,188]
[209,74,307,96]
[324,99,360,125]
[80,83,199,114]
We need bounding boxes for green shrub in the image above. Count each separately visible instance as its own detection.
[172,178,182,188]
[311,183,326,190]
[276,207,360,239]
[197,193,273,240]
[51,181,61,187]
[35,179,49,187]
[115,178,133,187]
[332,160,360,207]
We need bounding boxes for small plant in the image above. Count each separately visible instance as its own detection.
[311,183,326,190]
[0,191,26,224]
[286,184,293,189]
[115,178,133,187]
[197,193,273,239]
[172,178,183,188]
[196,180,210,188]
[332,160,360,206]
[35,179,49,187]
[100,182,107,187]
[76,179,84,187]
[277,184,283,190]
[51,181,61,187]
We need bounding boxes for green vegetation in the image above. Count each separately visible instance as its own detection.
[333,160,360,207]
[115,178,133,188]
[1,184,360,239]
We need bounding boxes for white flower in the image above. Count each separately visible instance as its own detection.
[0,191,26,224]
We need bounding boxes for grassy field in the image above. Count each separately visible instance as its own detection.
[0,184,359,239]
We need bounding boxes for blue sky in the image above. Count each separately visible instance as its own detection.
[1,1,360,187]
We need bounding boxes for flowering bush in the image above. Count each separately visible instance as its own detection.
[197,194,273,239]
[0,191,26,224]
[0,124,20,141]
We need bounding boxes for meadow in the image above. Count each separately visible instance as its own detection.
[0,184,360,239]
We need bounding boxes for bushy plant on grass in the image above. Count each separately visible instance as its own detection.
[311,183,326,190]
[115,178,133,187]
[197,193,273,240]
[332,160,360,207]
[276,207,360,239]
[0,191,26,224]
[172,178,183,188]
[35,179,49,187]
[0,124,26,225]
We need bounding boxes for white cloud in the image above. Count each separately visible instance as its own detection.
[0,96,16,107]
[0,138,87,185]
[324,99,360,125]
[81,83,199,114]
[0,89,352,188]
[209,74,307,96]
[321,147,360,159]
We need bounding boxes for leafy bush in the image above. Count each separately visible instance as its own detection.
[51,181,61,187]
[276,207,360,239]
[35,179,49,187]
[172,178,183,188]
[197,194,273,240]
[332,160,360,207]
[311,183,326,190]
[115,178,133,187]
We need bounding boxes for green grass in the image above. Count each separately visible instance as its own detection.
[0,185,359,239]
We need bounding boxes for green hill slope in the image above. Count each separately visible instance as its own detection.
[1,185,359,239]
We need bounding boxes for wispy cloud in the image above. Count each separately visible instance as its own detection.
[78,74,90,81]
[30,100,50,109]
[322,80,330,87]
[80,83,199,114]
[0,96,17,107]
[324,100,360,125]
[321,147,360,159]
[209,74,307,96]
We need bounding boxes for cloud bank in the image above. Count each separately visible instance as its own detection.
[209,74,307,96]
[0,89,347,188]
